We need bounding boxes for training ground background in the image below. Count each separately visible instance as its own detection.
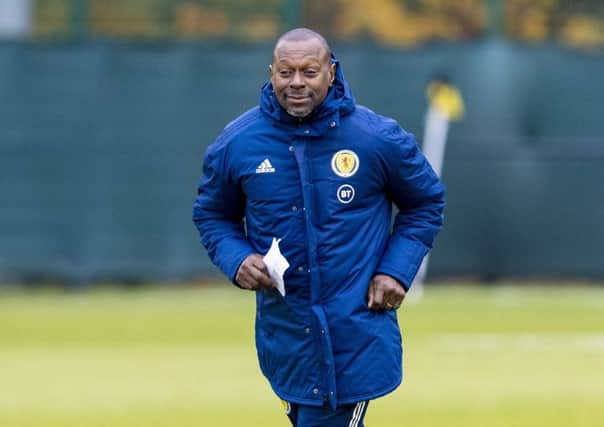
[1,283,602,427]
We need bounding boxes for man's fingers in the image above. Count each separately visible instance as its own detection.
[251,258,276,289]
[249,256,270,277]
[382,283,406,310]
[237,266,257,290]
[236,254,275,290]
[383,292,401,309]
[256,270,276,289]
[372,282,385,310]
[367,280,375,308]
[248,263,275,289]
[368,274,407,310]
[235,260,252,289]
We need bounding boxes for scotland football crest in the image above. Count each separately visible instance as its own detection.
[331,150,359,178]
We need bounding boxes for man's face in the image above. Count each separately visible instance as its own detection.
[270,38,335,118]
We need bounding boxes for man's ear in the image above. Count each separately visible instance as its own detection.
[329,62,336,86]
[268,64,273,76]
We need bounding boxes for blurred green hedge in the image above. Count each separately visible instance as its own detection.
[31,0,604,51]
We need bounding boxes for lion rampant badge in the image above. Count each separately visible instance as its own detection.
[331,150,359,178]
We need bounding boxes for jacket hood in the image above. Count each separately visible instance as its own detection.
[259,55,356,136]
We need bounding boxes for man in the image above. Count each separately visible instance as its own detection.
[193,28,445,427]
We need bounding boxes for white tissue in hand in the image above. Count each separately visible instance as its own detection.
[262,237,289,296]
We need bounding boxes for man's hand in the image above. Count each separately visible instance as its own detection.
[235,254,276,291]
[367,274,406,311]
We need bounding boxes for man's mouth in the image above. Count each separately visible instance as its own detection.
[286,94,310,101]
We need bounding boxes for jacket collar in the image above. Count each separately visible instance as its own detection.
[259,56,356,137]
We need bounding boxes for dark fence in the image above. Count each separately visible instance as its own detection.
[1,39,603,284]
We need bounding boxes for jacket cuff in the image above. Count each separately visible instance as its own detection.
[376,238,429,291]
[216,243,256,286]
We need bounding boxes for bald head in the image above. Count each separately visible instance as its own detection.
[273,28,332,63]
[269,28,336,118]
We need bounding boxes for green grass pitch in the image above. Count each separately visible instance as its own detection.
[1,284,603,426]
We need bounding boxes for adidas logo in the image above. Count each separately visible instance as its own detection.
[256,158,275,174]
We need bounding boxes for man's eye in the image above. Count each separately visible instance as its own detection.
[279,70,291,77]
[305,70,318,76]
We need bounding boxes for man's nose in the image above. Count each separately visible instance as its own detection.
[290,71,305,88]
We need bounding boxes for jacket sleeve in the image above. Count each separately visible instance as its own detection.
[375,123,446,290]
[192,138,255,284]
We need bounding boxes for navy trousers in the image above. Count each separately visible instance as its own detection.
[282,400,369,427]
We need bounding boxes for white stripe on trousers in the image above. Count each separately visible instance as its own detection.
[348,401,366,427]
